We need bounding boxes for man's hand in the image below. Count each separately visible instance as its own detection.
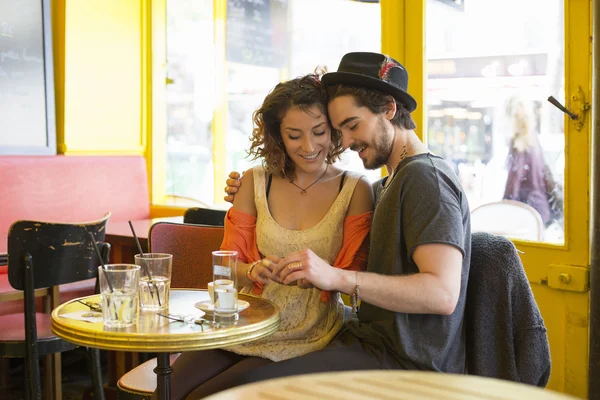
[223,171,242,203]
[272,249,340,291]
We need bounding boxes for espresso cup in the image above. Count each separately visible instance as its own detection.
[207,279,233,303]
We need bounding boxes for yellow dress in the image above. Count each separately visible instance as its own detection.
[226,167,362,361]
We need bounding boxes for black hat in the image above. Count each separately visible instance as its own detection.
[322,52,417,112]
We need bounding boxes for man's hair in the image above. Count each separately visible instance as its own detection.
[248,73,344,178]
[327,84,417,130]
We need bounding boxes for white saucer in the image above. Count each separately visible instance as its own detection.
[194,300,250,314]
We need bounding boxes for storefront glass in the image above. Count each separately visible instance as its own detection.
[165,0,381,207]
[427,0,565,244]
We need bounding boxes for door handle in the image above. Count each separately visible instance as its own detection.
[547,86,590,131]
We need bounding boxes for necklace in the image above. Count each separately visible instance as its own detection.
[288,164,329,196]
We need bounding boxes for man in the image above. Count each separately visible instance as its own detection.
[224,52,471,382]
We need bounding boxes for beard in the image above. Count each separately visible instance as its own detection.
[361,117,394,170]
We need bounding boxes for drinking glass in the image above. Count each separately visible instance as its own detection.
[98,264,140,327]
[212,250,238,324]
[135,253,172,311]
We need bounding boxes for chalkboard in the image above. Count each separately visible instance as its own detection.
[0,0,56,155]
[226,0,288,68]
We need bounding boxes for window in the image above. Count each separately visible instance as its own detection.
[164,0,215,206]
[163,0,381,208]
[426,0,565,244]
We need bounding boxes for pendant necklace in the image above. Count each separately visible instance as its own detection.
[288,164,329,196]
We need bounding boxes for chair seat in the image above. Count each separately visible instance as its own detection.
[118,353,181,395]
[0,313,77,358]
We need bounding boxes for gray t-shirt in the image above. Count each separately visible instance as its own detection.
[347,153,471,373]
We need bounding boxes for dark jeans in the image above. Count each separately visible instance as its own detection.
[153,349,273,400]
[190,329,396,399]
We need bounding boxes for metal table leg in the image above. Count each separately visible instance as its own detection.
[154,353,172,400]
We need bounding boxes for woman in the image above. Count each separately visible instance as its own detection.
[503,96,561,226]
[161,72,374,399]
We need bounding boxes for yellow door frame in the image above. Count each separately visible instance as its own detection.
[213,0,228,206]
[380,0,426,141]
[148,0,177,217]
[381,0,592,396]
[148,0,228,215]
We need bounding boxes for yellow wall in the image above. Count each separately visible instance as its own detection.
[51,0,168,218]
[52,0,146,155]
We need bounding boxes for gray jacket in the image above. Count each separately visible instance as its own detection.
[466,232,551,386]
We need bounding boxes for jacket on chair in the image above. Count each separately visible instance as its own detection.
[466,231,551,387]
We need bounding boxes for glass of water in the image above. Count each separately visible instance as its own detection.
[135,253,172,311]
[98,264,140,328]
[212,251,238,324]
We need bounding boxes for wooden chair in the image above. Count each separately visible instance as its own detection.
[0,213,111,400]
[117,222,224,399]
[183,207,227,227]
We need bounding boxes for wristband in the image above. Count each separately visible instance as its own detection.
[351,271,360,313]
[246,260,260,282]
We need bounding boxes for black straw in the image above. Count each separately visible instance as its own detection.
[128,221,152,279]
[128,221,146,257]
[128,221,161,306]
[88,231,114,293]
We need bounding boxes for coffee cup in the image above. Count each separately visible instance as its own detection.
[207,279,233,303]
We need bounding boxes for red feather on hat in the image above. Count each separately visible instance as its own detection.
[379,58,397,80]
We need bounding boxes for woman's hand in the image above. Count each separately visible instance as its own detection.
[247,255,281,285]
[224,171,242,203]
[297,279,315,289]
[272,249,339,291]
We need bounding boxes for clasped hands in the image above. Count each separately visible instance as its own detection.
[247,249,338,291]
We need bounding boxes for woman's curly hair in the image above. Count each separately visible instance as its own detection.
[248,72,343,178]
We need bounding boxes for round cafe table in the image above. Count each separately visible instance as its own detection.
[204,370,578,400]
[51,289,280,400]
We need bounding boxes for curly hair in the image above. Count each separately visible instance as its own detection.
[248,73,343,178]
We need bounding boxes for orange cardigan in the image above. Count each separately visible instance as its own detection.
[220,207,372,300]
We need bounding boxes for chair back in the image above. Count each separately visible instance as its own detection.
[5,213,111,399]
[183,207,226,227]
[470,200,544,241]
[466,231,550,386]
[149,222,224,289]
[8,212,111,291]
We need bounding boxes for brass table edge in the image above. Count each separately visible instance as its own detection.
[51,290,281,353]
[51,321,279,352]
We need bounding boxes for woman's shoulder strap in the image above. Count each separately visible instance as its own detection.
[251,166,266,203]
[336,170,365,208]
[338,171,348,193]
[266,173,273,199]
